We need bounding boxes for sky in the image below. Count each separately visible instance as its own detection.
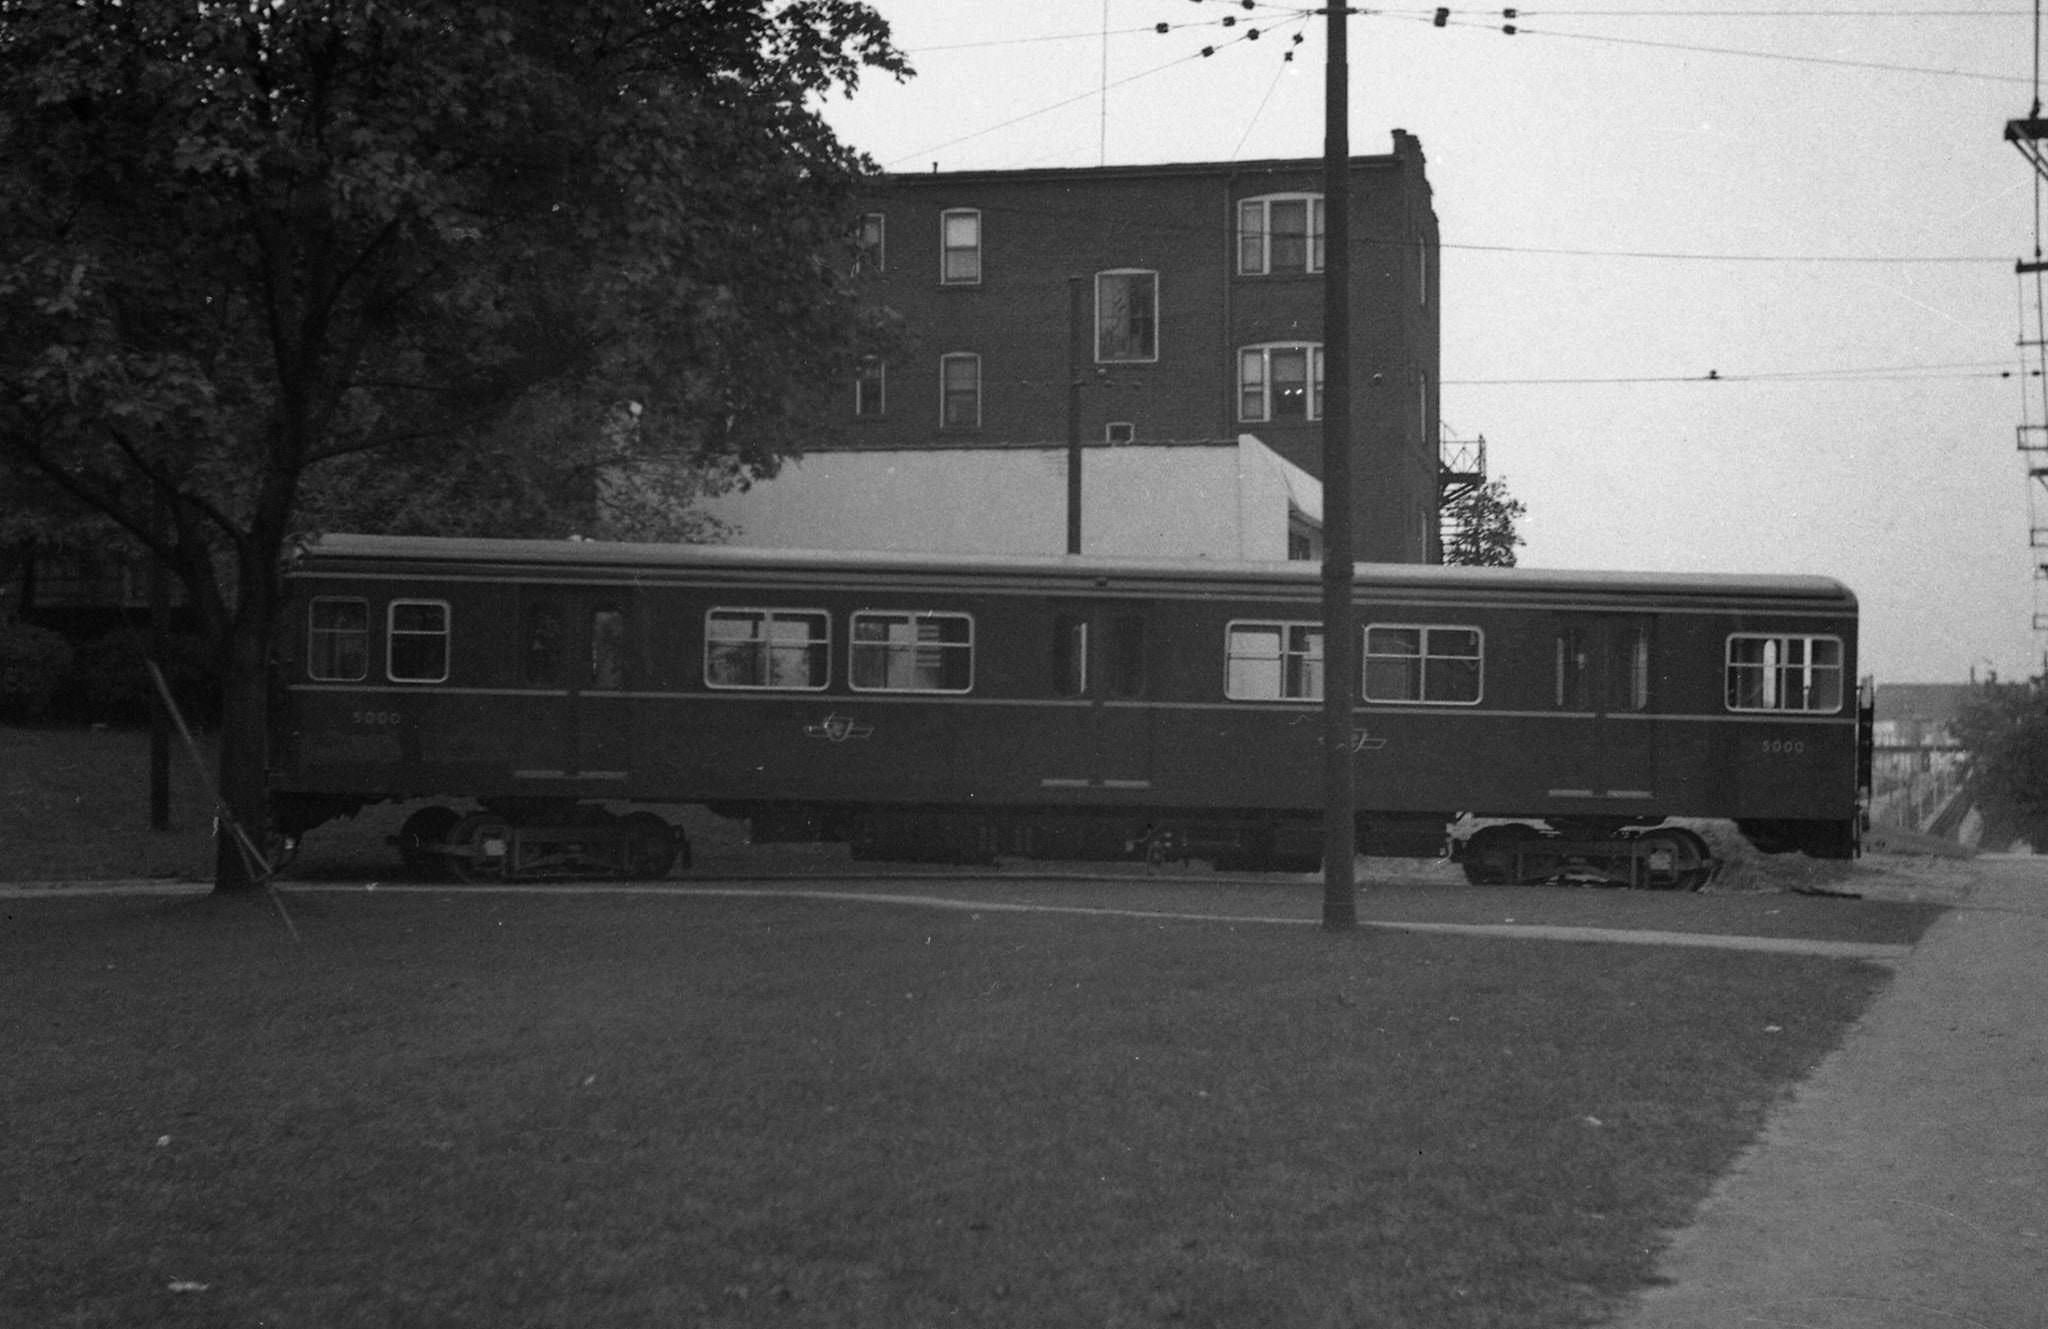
[814,0,2048,685]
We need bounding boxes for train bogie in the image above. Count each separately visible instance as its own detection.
[1454,822,1715,890]
[425,805,685,883]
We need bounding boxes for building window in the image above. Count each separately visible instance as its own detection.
[941,353,981,428]
[855,357,885,417]
[857,212,885,274]
[1226,621,1323,701]
[1726,634,1843,713]
[941,208,981,284]
[851,612,974,693]
[705,608,830,690]
[1096,269,1158,362]
[1364,625,1482,705]
[1238,194,1325,275]
[387,600,451,683]
[1239,343,1323,422]
[307,597,368,681]
[1104,421,1135,444]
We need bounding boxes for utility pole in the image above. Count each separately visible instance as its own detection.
[1319,3,1359,930]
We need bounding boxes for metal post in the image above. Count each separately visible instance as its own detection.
[149,490,171,831]
[1319,3,1359,930]
[1068,274,1085,555]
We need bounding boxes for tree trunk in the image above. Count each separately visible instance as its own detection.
[211,605,274,893]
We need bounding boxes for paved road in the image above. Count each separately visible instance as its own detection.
[1608,855,2048,1329]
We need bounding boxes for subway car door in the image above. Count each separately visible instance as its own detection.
[1046,604,1155,793]
[515,588,636,783]
[1552,615,1657,801]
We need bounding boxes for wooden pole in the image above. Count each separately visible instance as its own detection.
[1319,3,1359,930]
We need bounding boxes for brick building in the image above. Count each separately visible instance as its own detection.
[836,131,1442,563]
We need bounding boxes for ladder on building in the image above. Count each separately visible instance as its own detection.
[2008,115,2048,628]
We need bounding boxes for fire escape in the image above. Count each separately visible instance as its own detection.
[1437,422,1488,560]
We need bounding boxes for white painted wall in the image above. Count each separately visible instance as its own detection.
[699,435,1320,560]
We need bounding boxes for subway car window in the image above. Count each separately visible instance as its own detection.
[524,601,564,685]
[1107,614,1146,699]
[851,612,974,693]
[1609,624,1651,712]
[1726,634,1843,713]
[1555,627,1589,709]
[1053,615,1088,697]
[705,608,830,690]
[1226,621,1323,700]
[307,598,369,682]
[590,604,626,690]
[1364,624,1481,704]
[387,600,451,683]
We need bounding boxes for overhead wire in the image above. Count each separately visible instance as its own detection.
[1445,367,2037,388]
[869,5,2025,388]
[1447,362,2037,385]
[1230,12,1316,158]
[1446,240,2009,264]
[1411,10,2033,84]
[886,190,2011,267]
[875,23,1284,169]
[1425,7,2027,16]
[881,4,2029,170]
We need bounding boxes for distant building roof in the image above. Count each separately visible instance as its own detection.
[1874,683,1976,728]
[692,434,1321,563]
[1873,683,1980,748]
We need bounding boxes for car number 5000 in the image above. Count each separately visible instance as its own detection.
[1761,739,1806,756]
[351,710,402,727]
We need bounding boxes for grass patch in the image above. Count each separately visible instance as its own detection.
[1,725,220,881]
[3,889,1893,1328]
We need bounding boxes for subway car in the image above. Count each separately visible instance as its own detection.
[269,535,1869,887]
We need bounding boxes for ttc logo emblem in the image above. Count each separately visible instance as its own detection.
[804,713,874,743]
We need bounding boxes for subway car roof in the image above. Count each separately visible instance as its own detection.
[289,534,1857,611]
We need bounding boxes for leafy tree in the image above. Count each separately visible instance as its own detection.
[1952,680,2048,849]
[297,393,741,545]
[1440,475,1526,568]
[1,0,905,889]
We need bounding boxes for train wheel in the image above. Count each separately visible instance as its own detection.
[447,811,517,884]
[1460,824,1543,885]
[396,805,461,881]
[1636,827,1713,891]
[619,812,680,880]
